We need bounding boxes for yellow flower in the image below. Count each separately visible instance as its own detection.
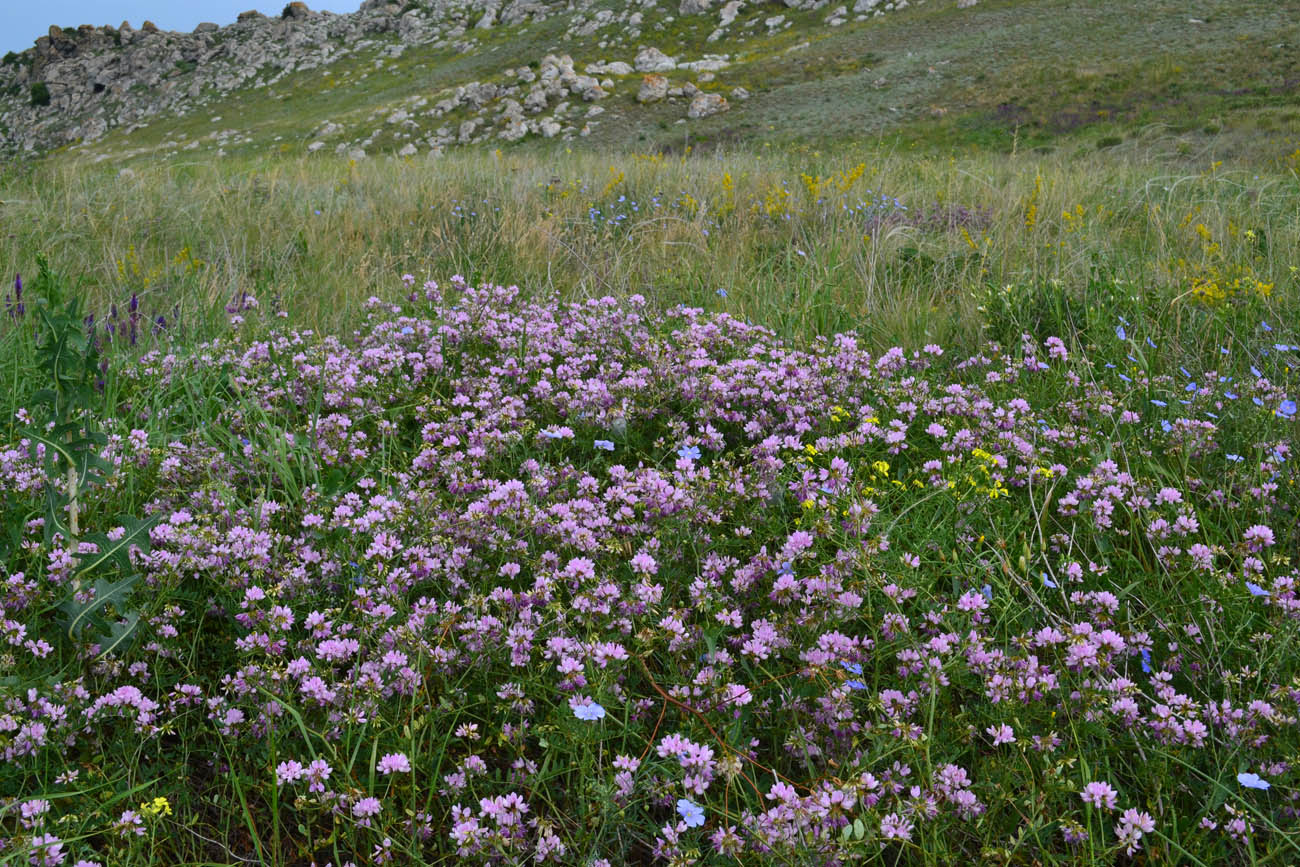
[872,460,890,476]
[140,796,172,819]
[801,498,816,510]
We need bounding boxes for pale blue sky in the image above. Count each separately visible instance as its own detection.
[3,1,356,55]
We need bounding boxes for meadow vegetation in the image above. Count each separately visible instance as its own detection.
[0,67,1298,867]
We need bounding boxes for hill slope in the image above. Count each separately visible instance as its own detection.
[1,0,1296,163]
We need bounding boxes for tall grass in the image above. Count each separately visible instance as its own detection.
[2,143,1296,349]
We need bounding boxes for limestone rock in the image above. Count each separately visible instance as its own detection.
[634,47,677,73]
[638,74,669,103]
[680,0,714,15]
[587,60,633,76]
[687,92,727,118]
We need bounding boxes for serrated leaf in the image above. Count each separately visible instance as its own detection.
[72,514,161,585]
[94,612,141,659]
[62,574,140,639]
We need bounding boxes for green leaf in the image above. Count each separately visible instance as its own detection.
[72,514,161,586]
[94,611,142,659]
[60,574,140,640]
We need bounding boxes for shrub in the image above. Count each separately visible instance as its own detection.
[29,81,50,107]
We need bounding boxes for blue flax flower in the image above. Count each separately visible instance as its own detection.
[1237,773,1270,790]
[573,702,606,721]
[677,799,705,828]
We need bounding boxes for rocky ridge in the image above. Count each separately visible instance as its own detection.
[0,0,973,157]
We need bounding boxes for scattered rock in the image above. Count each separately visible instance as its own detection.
[634,46,677,72]
[638,73,669,103]
[680,0,714,15]
[732,85,750,99]
[687,92,727,118]
[282,2,313,20]
[587,60,633,76]
[398,142,418,156]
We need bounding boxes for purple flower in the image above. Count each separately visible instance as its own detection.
[1244,524,1275,550]
[276,760,305,785]
[1080,781,1119,810]
[378,752,412,774]
[880,812,913,841]
[594,439,615,451]
[353,796,383,818]
[987,723,1015,745]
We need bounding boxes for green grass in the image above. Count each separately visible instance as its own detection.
[2,142,1296,350]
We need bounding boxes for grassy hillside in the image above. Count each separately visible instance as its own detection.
[27,0,1297,166]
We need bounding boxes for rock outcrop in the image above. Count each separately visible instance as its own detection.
[0,0,977,156]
